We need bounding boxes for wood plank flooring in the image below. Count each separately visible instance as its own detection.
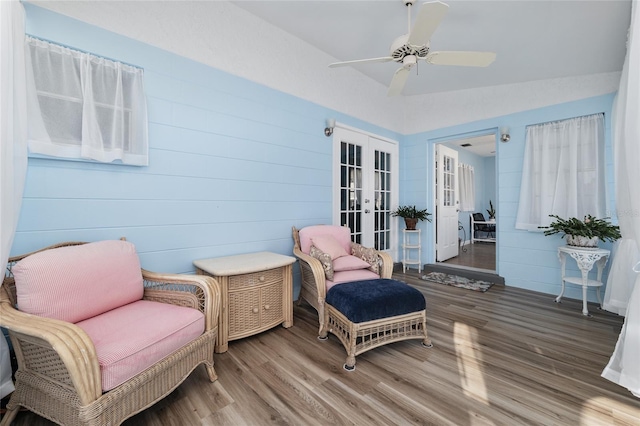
[442,242,496,270]
[5,271,640,425]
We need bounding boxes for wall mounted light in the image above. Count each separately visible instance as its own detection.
[500,126,510,143]
[324,118,336,137]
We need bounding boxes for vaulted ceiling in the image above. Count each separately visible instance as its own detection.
[233,0,631,96]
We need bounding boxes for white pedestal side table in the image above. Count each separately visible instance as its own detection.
[194,251,296,353]
[402,229,422,273]
[556,246,610,316]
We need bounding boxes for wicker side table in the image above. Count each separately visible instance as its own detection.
[194,252,296,353]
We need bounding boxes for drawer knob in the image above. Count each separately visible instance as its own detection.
[252,307,259,314]
[264,304,270,310]
[259,275,265,282]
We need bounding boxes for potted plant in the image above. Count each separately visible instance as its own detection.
[390,205,432,230]
[486,200,496,221]
[539,214,621,248]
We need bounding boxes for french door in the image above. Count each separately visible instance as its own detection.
[332,126,398,254]
[436,144,460,262]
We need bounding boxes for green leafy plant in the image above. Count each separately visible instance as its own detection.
[390,205,432,222]
[486,200,496,220]
[539,215,621,242]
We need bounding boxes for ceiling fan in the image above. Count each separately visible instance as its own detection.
[329,0,496,96]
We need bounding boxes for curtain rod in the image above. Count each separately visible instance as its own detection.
[26,34,144,71]
[526,112,604,130]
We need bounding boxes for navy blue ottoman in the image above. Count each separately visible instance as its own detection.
[321,278,432,370]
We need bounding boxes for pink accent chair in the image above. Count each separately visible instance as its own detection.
[292,225,431,371]
[0,239,220,426]
[291,225,393,335]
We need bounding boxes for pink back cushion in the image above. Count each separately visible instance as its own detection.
[299,225,352,256]
[14,240,144,323]
[311,235,349,260]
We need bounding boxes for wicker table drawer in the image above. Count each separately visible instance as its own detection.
[229,268,282,290]
[194,252,296,353]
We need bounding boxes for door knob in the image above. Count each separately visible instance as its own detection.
[365,209,371,213]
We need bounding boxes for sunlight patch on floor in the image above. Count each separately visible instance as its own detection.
[454,322,489,404]
[581,396,639,424]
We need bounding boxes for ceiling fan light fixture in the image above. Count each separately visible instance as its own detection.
[403,55,417,68]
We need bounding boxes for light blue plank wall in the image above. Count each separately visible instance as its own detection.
[401,94,616,303]
[484,156,496,217]
[18,5,618,306]
[17,5,401,300]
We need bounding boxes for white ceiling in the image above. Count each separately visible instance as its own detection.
[446,134,496,157]
[232,0,631,96]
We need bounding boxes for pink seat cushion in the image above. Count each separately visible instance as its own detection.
[326,269,381,291]
[14,240,144,323]
[76,300,205,392]
[299,225,352,256]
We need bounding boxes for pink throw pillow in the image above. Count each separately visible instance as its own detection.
[309,245,334,281]
[311,235,349,260]
[333,255,371,272]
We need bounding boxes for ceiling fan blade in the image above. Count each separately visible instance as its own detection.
[329,57,394,68]
[407,1,449,46]
[387,67,411,97]
[426,51,497,67]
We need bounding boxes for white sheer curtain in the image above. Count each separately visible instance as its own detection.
[458,163,475,212]
[602,0,640,398]
[26,36,148,166]
[0,0,28,399]
[515,113,606,230]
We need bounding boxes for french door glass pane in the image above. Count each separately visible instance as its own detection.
[443,154,455,207]
[373,150,391,250]
[341,142,363,243]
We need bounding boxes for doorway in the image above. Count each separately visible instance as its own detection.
[332,126,399,254]
[434,131,497,272]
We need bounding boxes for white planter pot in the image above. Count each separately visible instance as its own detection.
[566,235,599,248]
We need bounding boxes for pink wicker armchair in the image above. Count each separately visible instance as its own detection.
[292,225,394,336]
[292,226,432,371]
[0,239,220,426]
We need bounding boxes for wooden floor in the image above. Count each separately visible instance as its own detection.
[5,271,640,425]
[442,242,496,271]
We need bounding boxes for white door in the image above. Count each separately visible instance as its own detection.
[333,127,398,253]
[436,144,459,262]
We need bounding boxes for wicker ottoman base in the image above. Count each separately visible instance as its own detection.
[321,279,432,370]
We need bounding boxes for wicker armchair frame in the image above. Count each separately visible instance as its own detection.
[0,241,220,426]
[292,226,431,370]
[292,226,393,336]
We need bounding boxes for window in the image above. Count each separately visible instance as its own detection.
[458,163,475,212]
[515,113,606,230]
[25,36,148,166]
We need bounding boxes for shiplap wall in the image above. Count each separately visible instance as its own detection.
[16,4,618,304]
[16,5,400,299]
[403,94,616,302]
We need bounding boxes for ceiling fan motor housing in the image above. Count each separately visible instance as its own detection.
[390,34,429,61]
